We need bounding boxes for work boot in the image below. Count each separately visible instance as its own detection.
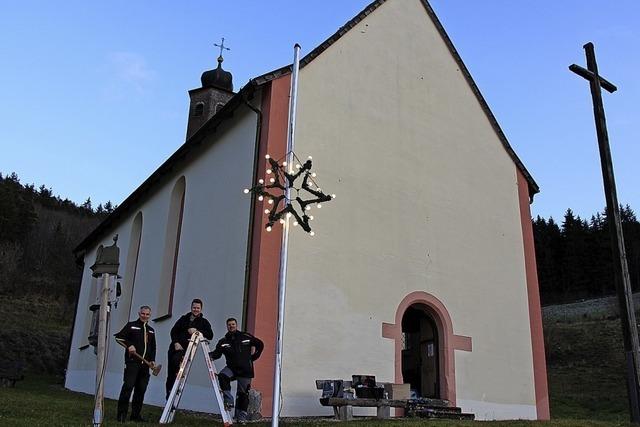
[235,410,249,423]
[130,414,147,422]
[224,400,234,412]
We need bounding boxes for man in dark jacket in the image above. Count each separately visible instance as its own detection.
[165,298,213,398]
[114,305,156,423]
[209,317,264,422]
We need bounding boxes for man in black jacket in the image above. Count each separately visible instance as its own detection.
[209,317,264,422]
[114,305,156,423]
[165,298,213,398]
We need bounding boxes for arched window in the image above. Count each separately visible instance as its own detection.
[156,176,186,319]
[215,102,225,113]
[194,102,205,117]
[120,212,143,324]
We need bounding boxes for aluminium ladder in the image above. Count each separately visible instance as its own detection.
[160,331,233,426]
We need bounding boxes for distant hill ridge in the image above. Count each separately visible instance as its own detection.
[543,292,640,323]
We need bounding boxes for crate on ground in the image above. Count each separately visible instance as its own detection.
[384,383,410,400]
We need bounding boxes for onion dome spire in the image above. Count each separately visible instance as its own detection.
[200,38,233,91]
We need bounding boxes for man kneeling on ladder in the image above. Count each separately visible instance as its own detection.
[209,317,264,422]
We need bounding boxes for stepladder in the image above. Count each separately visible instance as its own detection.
[160,331,233,426]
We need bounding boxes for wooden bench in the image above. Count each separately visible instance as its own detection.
[0,361,24,387]
[319,397,408,420]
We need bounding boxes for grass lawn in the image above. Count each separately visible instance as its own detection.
[544,315,630,423]
[0,296,635,426]
[0,375,633,427]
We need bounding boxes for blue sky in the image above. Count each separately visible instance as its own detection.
[0,0,638,221]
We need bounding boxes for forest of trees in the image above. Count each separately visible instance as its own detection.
[533,206,640,305]
[0,172,111,305]
[0,172,114,373]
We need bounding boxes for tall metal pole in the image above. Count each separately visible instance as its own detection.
[570,42,640,423]
[271,43,301,427]
[93,273,111,426]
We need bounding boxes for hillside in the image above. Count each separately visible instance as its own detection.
[0,172,107,374]
[533,208,640,305]
[543,298,631,421]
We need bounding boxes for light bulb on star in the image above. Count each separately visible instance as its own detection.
[258,179,264,184]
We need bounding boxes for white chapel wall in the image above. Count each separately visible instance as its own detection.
[65,103,259,413]
[280,0,536,419]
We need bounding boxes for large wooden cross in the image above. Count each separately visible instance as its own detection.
[570,42,640,423]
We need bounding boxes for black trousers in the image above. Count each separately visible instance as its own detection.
[218,367,252,413]
[165,349,185,399]
[117,362,150,418]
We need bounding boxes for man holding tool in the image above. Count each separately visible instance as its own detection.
[114,305,157,423]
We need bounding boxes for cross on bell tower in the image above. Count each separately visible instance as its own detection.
[214,37,230,60]
[185,37,235,140]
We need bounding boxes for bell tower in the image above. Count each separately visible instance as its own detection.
[186,39,234,140]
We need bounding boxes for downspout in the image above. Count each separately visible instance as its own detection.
[241,93,263,330]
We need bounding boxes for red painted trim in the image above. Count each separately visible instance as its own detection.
[451,335,472,352]
[382,291,472,408]
[517,169,550,420]
[244,75,291,416]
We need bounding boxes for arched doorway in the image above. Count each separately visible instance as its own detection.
[401,304,440,398]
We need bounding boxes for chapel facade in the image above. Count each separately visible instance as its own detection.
[65,0,548,420]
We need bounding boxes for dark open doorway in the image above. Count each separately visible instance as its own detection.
[401,304,440,398]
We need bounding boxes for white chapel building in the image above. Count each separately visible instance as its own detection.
[66,0,549,420]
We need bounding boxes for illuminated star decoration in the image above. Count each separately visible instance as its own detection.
[244,152,335,235]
